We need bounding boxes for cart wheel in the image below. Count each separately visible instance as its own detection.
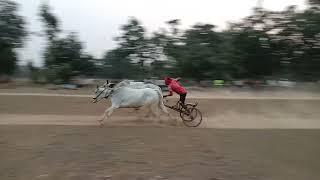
[181,107,202,127]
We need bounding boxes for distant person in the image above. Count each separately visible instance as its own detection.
[163,77,187,108]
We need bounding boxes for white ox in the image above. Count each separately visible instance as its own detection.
[114,80,166,114]
[92,80,173,126]
[116,80,162,92]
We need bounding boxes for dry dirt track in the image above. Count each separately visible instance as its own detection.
[1,93,320,180]
[1,94,320,128]
[1,126,320,180]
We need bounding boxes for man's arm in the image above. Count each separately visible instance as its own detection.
[174,77,181,81]
[163,85,173,97]
[163,90,173,98]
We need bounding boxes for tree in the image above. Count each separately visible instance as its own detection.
[107,17,160,79]
[27,61,43,83]
[180,24,229,80]
[38,3,60,41]
[43,32,95,83]
[228,7,283,79]
[166,19,181,37]
[156,19,185,77]
[257,5,320,80]
[290,6,320,80]
[44,33,81,66]
[102,49,135,78]
[100,8,320,81]
[231,29,275,78]
[0,46,16,75]
[308,0,320,6]
[156,22,232,80]
[74,54,97,76]
[0,0,26,75]
[39,4,95,83]
[45,64,72,84]
[115,17,148,67]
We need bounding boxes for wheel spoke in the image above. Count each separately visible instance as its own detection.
[182,108,202,127]
[167,101,203,127]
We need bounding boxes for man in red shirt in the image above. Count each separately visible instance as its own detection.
[163,77,187,108]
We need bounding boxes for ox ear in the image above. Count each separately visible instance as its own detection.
[103,80,109,87]
[109,83,116,88]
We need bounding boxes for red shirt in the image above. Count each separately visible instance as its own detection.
[167,79,187,95]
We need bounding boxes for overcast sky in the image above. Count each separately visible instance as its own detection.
[15,0,306,66]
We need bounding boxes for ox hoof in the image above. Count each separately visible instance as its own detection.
[144,115,150,118]
[98,120,104,127]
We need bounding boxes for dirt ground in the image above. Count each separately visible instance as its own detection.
[1,126,320,180]
[1,89,320,179]
[1,95,320,128]
[1,85,320,98]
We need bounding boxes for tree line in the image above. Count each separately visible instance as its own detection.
[1,0,320,83]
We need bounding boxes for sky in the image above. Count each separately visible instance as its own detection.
[15,0,307,66]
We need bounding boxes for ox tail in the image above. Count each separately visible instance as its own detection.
[155,89,169,114]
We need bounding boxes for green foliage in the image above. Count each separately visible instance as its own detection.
[308,0,320,6]
[291,7,320,80]
[247,6,320,81]
[101,49,135,79]
[45,64,72,84]
[115,17,148,66]
[104,17,165,79]
[151,5,320,81]
[9,1,320,82]
[180,24,228,80]
[0,0,26,75]
[44,33,81,66]
[230,30,275,78]
[27,61,46,84]
[39,4,95,83]
[42,33,96,83]
[38,3,60,41]
[27,61,38,83]
[0,45,16,75]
